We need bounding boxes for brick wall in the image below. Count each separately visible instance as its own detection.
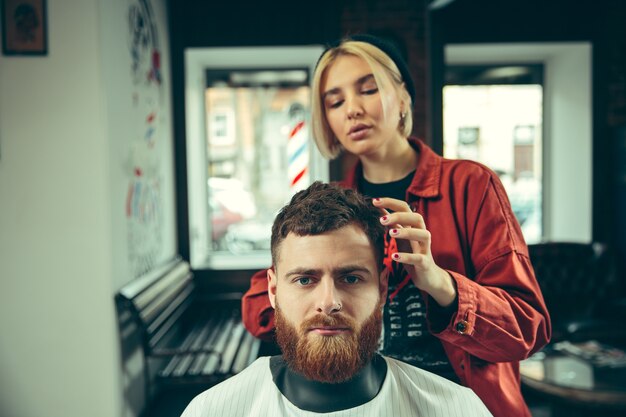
[339,0,430,142]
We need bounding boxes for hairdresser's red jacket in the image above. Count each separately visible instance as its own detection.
[242,138,551,417]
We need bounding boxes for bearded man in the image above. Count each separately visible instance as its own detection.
[181,182,492,417]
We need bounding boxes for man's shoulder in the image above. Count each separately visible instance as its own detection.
[180,357,272,417]
[382,356,493,416]
[384,355,467,393]
[384,355,460,386]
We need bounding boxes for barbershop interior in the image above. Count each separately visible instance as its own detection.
[1,0,626,416]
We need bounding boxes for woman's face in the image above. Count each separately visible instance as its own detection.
[320,54,404,158]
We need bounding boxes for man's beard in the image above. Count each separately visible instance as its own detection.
[274,304,382,383]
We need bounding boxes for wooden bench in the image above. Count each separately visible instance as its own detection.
[115,257,261,399]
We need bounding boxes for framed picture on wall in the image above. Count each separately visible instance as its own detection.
[2,0,47,56]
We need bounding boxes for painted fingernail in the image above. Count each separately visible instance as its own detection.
[373,198,380,202]
[380,216,388,223]
[391,229,399,235]
[392,253,400,260]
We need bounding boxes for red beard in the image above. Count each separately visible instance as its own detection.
[274,305,382,383]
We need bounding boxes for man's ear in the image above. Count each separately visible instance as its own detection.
[267,268,277,309]
[379,268,389,306]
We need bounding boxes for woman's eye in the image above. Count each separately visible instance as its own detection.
[362,88,378,95]
[328,100,343,109]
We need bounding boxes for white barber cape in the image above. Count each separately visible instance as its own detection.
[181,356,493,417]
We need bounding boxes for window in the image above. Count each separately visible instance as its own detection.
[444,43,593,243]
[185,46,327,269]
[443,65,543,243]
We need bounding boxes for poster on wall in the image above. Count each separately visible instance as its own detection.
[2,0,47,55]
[125,0,166,278]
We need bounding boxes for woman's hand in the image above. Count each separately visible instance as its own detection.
[373,197,458,308]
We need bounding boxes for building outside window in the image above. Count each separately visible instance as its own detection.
[443,65,543,243]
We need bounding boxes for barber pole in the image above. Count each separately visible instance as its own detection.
[287,118,309,194]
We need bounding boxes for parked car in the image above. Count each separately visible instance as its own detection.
[209,197,243,247]
[224,218,273,254]
[208,177,257,249]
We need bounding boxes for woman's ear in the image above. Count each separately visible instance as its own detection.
[398,82,411,110]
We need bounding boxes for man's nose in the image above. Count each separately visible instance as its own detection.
[316,279,342,315]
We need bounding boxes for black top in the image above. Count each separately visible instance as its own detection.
[269,354,387,413]
[359,170,415,202]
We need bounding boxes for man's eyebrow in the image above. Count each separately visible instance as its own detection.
[284,268,320,278]
[322,74,375,100]
[284,265,372,278]
[334,265,372,275]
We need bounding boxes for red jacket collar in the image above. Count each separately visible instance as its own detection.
[342,137,442,199]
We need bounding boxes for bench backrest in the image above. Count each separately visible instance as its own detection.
[116,257,194,354]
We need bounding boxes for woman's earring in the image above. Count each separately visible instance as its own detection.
[399,111,406,126]
[332,137,342,153]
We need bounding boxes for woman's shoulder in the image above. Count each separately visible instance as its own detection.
[441,157,502,190]
[444,156,497,176]
[412,138,499,185]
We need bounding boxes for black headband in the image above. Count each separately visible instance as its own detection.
[317,34,416,105]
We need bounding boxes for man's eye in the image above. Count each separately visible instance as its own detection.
[343,275,361,284]
[296,277,312,286]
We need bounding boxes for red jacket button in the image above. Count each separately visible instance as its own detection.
[455,320,470,334]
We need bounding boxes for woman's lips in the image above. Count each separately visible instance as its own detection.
[347,125,372,141]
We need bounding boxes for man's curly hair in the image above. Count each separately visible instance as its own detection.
[270,182,385,270]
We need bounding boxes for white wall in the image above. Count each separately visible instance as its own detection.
[99,1,177,415]
[446,43,593,242]
[0,1,175,417]
[0,1,119,416]
[544,45,592,241]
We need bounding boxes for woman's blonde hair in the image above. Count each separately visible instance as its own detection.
[311,40,413,159]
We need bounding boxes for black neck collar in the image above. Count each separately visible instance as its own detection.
[269,354,387,413]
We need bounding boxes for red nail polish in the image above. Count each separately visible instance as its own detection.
[393,253,400,260]
[381,216,388,221]
[391,229,398,234]
[374,198,380,202]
